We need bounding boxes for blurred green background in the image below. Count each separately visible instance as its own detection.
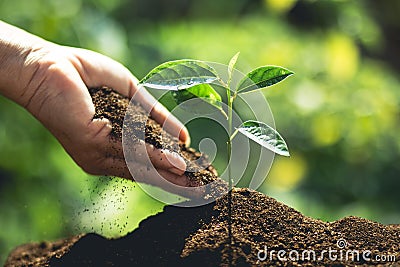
[1,0,400,264]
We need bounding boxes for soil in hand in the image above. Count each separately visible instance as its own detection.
[89,87,226,195]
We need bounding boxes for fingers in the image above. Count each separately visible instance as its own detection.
[101,156,203,199]
[70,48,190,145]
[148,168,205,199]
[88,112,198,198]
[104,157,203,199]
[131,88,191,146]
[115,137,186,175]
[89,118,113,140]
[90,117,187,176]
[145,143,186,175]
[149,99,191,146]
[91,115,187,176]
[127,85,191,146]
[70,47,137,97]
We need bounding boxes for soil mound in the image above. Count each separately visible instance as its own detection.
[6,188,400,266]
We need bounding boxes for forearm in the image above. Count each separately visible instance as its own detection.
[0,20,49,106]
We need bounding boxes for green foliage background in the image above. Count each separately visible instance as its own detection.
[1,0,400,264]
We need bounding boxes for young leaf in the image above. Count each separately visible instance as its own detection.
[237,120,290,156]
[228,52,240,78]
[237,66,293,94]
[171,83,223,113]
[139,60,218,90]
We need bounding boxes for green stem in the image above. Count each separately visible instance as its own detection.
[227,97,233,195]
[226,83,234,267]
[224,71,236,265]
[226,85,233,192]
[230,128,239,141]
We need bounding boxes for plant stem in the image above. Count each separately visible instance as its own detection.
[222,71,237,265]
[226,85,234,267]
[226,140,233,266]
[226,88,233,191]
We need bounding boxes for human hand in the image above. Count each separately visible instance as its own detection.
[0,21,191,189]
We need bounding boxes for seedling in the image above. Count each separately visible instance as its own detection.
[139,53,293,173]
[140,54,293,254]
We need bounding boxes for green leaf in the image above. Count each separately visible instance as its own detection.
[228,52,240,76]
[237,120,290,156]
[237,66,293,93]
[171,84,223,114]
[139,60,218,90]
[227,52,240,87]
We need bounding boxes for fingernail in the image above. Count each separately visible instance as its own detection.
[165,151,186,172]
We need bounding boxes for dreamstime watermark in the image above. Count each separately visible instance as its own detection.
[256,238,396,264]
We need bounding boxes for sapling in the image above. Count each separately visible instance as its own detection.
[138,53,293,249]
[139,53,292,170]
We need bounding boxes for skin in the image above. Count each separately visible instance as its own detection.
[0,20,192,190]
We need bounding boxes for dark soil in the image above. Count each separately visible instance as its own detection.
[5,87,400,266]
[6,188,400,266]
